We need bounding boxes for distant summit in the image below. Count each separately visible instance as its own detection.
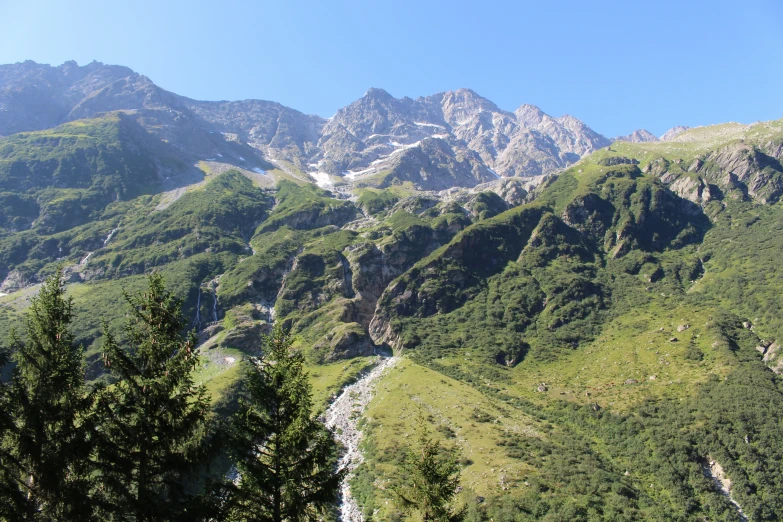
[614,129,659,143]
[660,125,690,140]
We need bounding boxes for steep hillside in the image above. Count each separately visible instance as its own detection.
[344,119,783,521]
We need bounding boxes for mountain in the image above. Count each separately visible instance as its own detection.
[3,60,783,521]
[312,88,610,186]
[613,128,659,143]
[0,62,611,191]
[661,125,690,140]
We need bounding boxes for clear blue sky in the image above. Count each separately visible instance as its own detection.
[1,0,781,137]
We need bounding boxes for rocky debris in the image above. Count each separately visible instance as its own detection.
[669,337,678,342]
[624,379,638,385]
[677,324,690,332]
[487,177,530,206]
[762,342,783,374]
[756,340,772,355]
[704,457,748,521]
[324,355,399,522]
[536,383,548,392]
[0,269,33,294]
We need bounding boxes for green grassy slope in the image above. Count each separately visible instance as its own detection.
[351,121,783,521]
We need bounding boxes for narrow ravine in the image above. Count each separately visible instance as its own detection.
[324,355,399,522]
[706,457,748,521]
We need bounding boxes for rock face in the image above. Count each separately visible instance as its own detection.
[644,139,783,205]
[0,269,30,293]
[185,98,326,170]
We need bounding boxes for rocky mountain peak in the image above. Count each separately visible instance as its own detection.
[614,129,659,143]
[661,125,690,141]
[321,87,414,144]
[0,60,616,190]
[440,88,501,127]
[514,104,546,127]
[363,87,395,101]
[556,114,589,132]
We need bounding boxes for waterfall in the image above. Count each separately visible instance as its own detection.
[103,228,119,247]
[194,288,202,331]
[212,291,219,322]
[78,228,118,267]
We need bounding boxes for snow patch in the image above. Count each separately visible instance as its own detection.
[343,167,376,180]
[311,171,334,189]
[224,356,236,365]
[239,156,245,161]
[0,292,7,297]
[414,121,446,129]
[389,140,422,156]
[252,167,266,175]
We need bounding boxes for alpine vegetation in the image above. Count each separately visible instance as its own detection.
[2,58,783,521]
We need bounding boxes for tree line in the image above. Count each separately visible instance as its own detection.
[0,271,464,521]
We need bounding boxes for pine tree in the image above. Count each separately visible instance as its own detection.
[394,414,465,522]
[4,269,95,520]
[224,324,343,522]
[94,273,211,521]
[0,345,28,522]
